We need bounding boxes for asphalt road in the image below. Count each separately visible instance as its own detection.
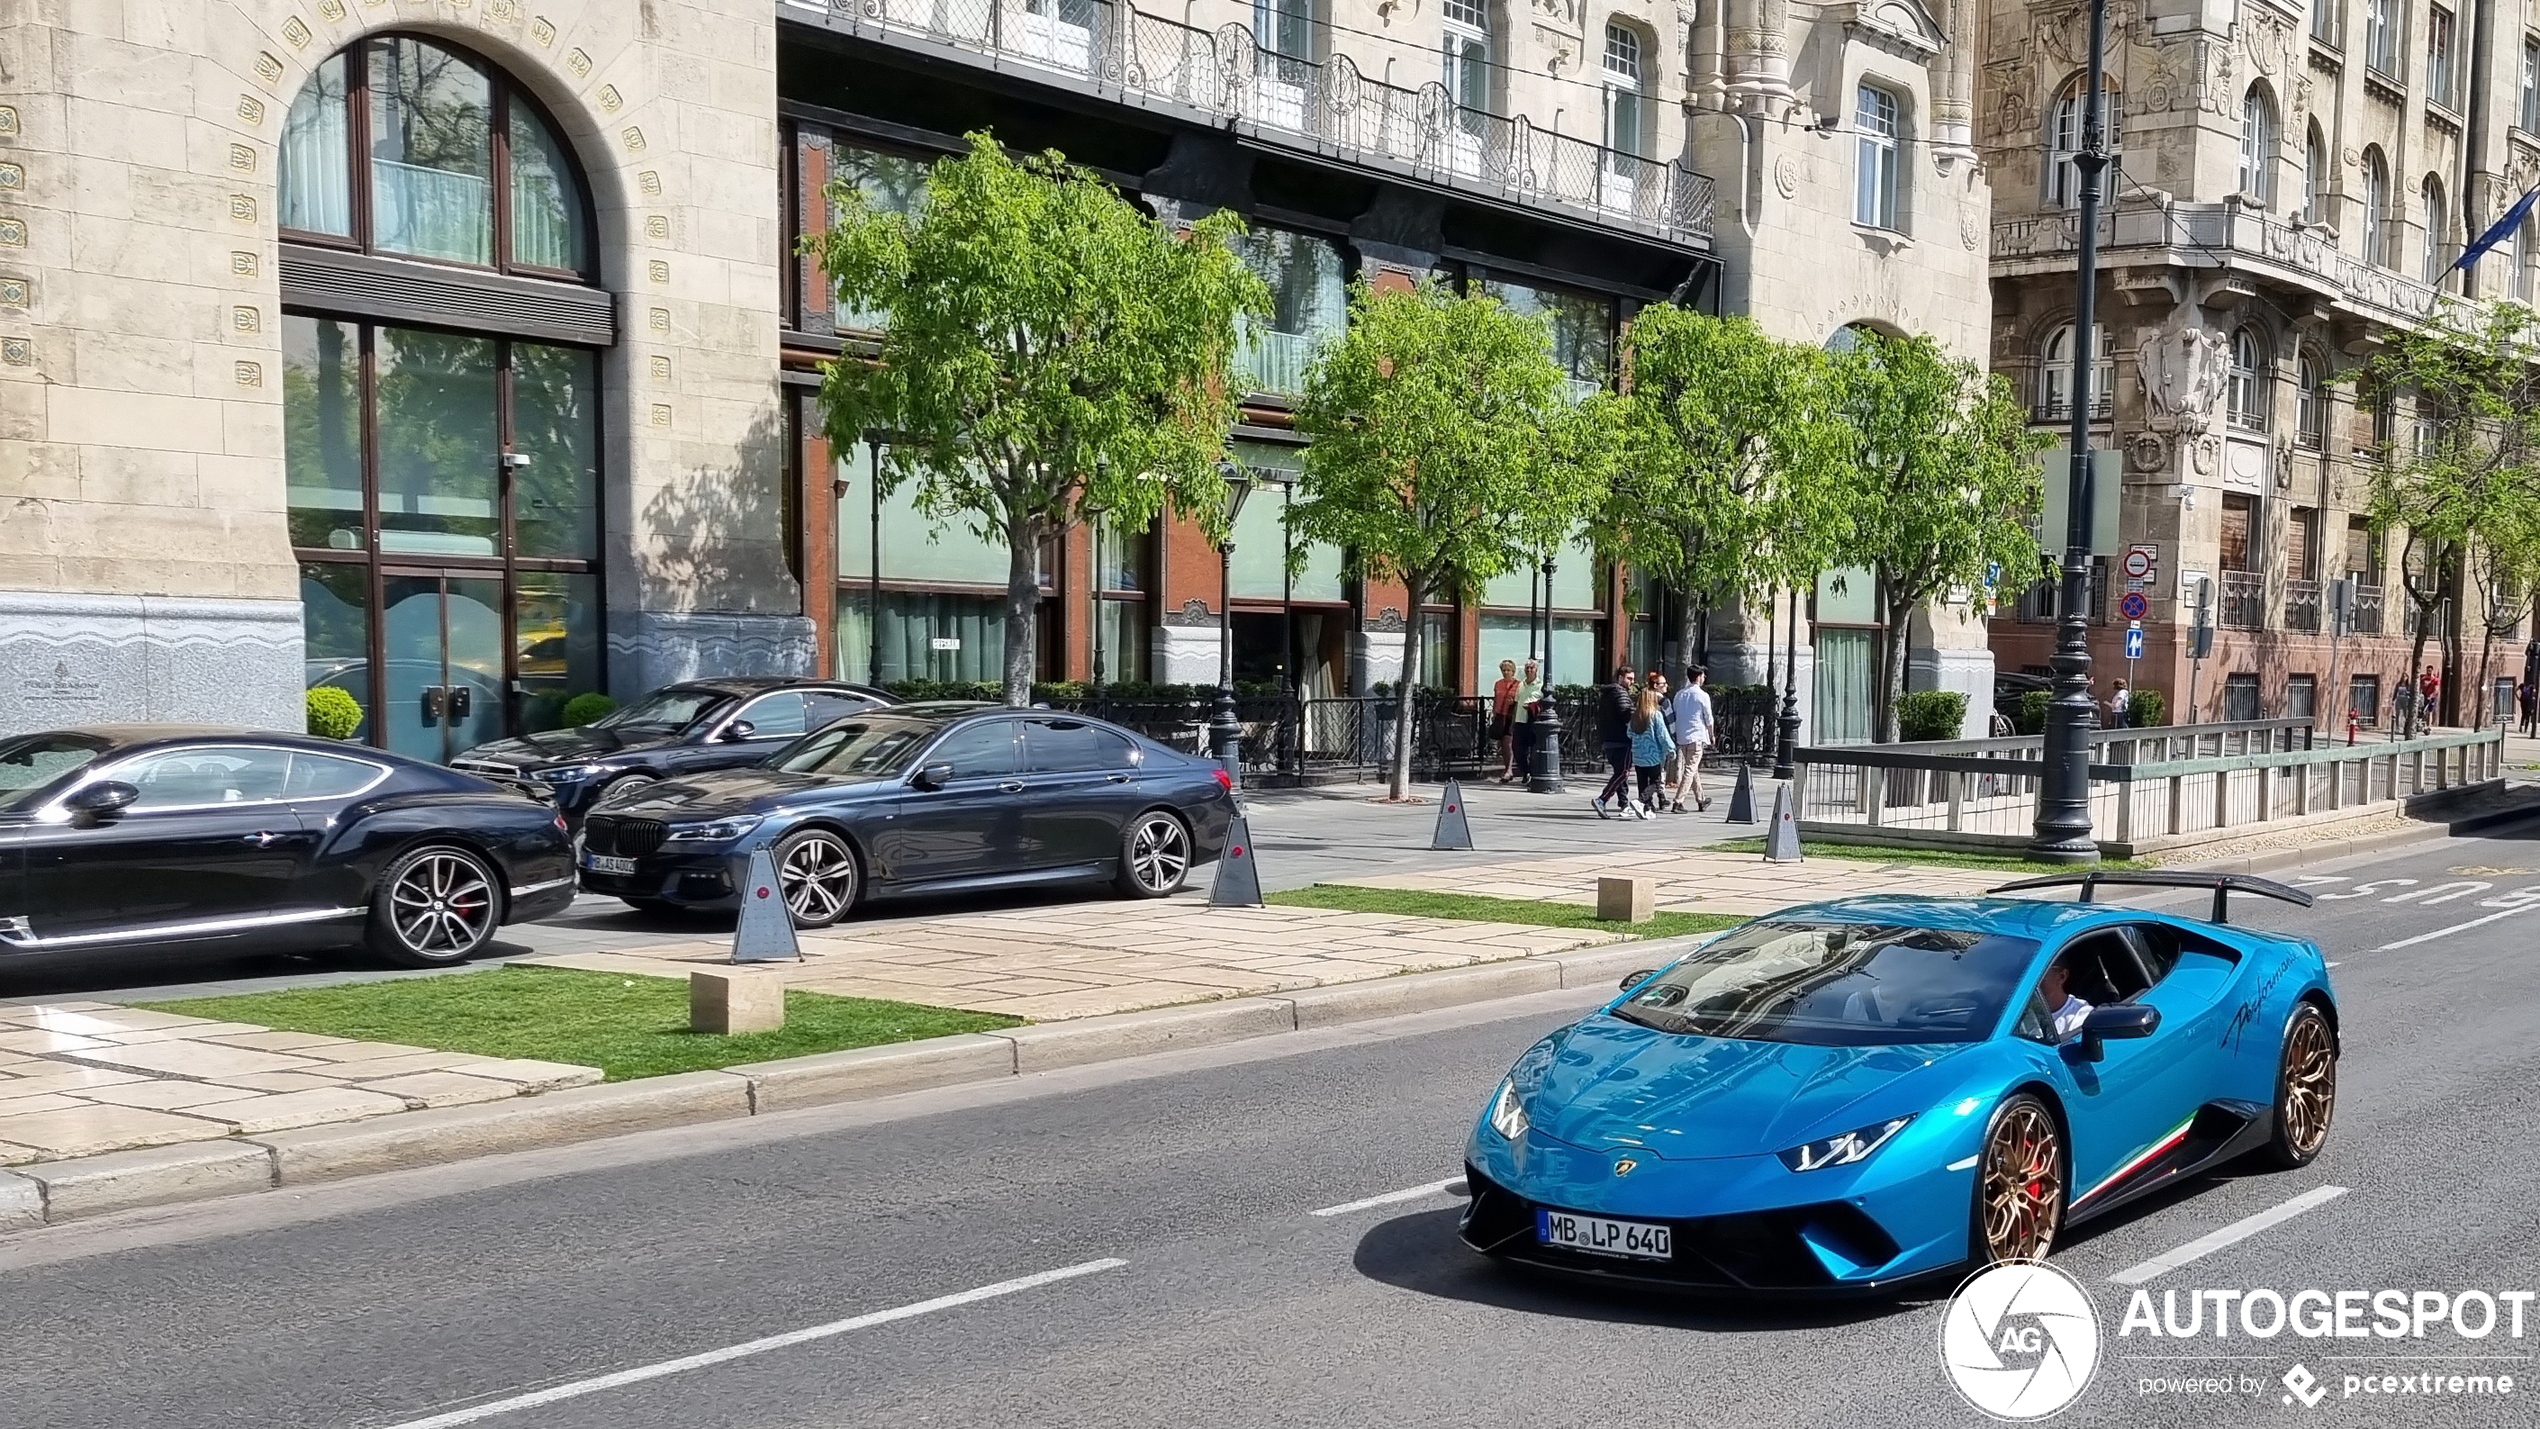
[4,821,2538,1428]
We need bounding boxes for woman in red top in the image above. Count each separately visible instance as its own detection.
[1491,659,1521,782]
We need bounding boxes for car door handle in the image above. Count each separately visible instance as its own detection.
[1106,773,1132,784]
[998,781,1026,794]
[243,831,284,846]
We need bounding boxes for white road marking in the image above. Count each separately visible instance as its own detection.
[2379,906,2529,950]
[1309,1177,1466,1217]
[374,1258,1128,1428]
[2108,1186,2349,1286]
[2324,961,2341,968]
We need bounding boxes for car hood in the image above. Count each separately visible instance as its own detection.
[459,725,668,769]
[1522,1015,1975,1160]
[602,767,889,819]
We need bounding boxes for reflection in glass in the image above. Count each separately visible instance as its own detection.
[280,51,352,236]
[1095,517,1150,592]
[1478,278,1613,395]
[284,316,364,551]
[830,146,931,332]
[1481,533,1596,608]
[300,561,373,742]
[1232,228,1347,395]
[369,37,494,264]
[510,342,598,558]
[1094,598,1150,683]
[374,326,499,557]
[514,572,601,732]
[834,445,1017,585]
[1228,441,1344,601]
[508,102,587,271]
[835,590,1010,684]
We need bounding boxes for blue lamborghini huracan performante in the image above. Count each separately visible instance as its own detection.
[1461,873,2337,1293]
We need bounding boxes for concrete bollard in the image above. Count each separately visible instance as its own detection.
[691,968,787,1035]
[1596,875,1656,923]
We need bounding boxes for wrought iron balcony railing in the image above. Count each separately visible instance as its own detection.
[796,0,1716,246]
[2284,577,2321,633]
[2221,570,2266,630]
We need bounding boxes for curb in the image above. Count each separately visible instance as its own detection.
[2179,791,2540,877]
[0,938,1685,1230]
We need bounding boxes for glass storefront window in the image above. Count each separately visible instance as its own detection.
[836,590,1014,685]
[511,342,599,559]
[1477,277,1613,395]
[374,326,500,557]
[284,317,364,551]
[1420,610,1454,690]
[300,561,372,741]
[1481,533,1597,609]
[1233,227,1347,395]
[830,146,931,333]
[1095,516,1150,592]
[508,103,587,273]
[835,444,1024,586]
[1228,440,1345,602]
[368,36,495,265]
[514,572,603,731]
[1094,598,1150,683]
[1476,612,1597,691]
[281,52,352,237]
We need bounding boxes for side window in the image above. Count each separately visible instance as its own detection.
[2125,924,2183,989]
[801,691,874,730]
[1023,720,1137,774]
[283,751,386,800]
[925,722,1019,780]
[734,692,809,737]
[2013,986,2059,1044]
[109,748,295,809]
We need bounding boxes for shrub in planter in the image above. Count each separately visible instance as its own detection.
[560,692,618,728]
[2128,689,2167,727]
[305,686,363,740]
[2014,688,2051,736]
[1897,690,1969,742]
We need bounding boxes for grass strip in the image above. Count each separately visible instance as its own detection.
[1266,884,1744,940]
[148,966,1021,1082]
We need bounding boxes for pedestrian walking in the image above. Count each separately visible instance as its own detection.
[1668,665,1715,812]
[1591,664,1636,818]
[2393,681,2415,740]
[2520,677,2537,736]
[1490,659,1521,782]
[2107,679,2131,730]
[2419,666,2441,730]
[1510,658,1541,780]
[1626,688,1674,819]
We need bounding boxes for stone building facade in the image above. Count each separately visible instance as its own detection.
[1982,0,2538,727]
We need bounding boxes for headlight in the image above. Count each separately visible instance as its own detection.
[529,763,608,786]
[1487,1078,1530,1141]
[665,816,765,844]
[1777,1115,1914,1173]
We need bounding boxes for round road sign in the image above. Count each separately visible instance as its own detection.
[2123,549,2154,579]
[2119,590,2149,620]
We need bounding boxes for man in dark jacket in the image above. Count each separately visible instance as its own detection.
[1592,664,1637,817]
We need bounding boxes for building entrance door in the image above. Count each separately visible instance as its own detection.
[380,573,508,764]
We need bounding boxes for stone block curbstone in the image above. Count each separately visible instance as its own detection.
[1546,945,1669,990]
[245,1072,754,1186]
[15,1141,272,1223]
[989,999,1296,1075]
[0,1169,40,1230]
[1282,961,1563,1029]
[729,1034,1015,1112]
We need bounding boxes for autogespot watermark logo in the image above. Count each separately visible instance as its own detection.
[1941,1262,2104,1421]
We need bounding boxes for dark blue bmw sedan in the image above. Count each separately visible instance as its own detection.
[574,702,1238,924]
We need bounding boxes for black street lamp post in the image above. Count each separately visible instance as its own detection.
[1774,586,1802,782]
[1528,545,1566,792]
[1086,504,1108,699]
[1210,465,1254,785]
[2029,0,2113,865]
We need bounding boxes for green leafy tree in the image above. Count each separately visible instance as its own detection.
[1591,308,1850,645]
[1290,279,1599,800]
[805,134,1268,705]
[1830,331,2047,742]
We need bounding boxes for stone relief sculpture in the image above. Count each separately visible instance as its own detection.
[2137,322,2232,431]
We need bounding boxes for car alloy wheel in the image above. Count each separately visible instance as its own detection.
[2264,1004,2338,1168]
[375,847,498,966]
[1978,1096,2064,1264]
[775,830,858,927]
[1117,811,1191,898]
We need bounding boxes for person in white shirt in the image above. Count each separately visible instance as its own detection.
[2108,680,2132,730]
[1667,665,1716,813]
[2039,959,2094,1041]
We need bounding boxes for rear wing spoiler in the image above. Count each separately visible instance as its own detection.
[1986,871,2315,925]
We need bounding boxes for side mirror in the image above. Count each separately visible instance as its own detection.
[63,781,139,824]
[719,720,757,743]
[912,762,955,791]
[1618,968,1659,992]
[2074,1003,2161,1061]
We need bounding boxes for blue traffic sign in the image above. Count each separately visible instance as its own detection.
[2119,590,2149,621]
[2124,627,2145,660]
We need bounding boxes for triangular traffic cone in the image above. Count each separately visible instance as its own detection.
[1432,778,1475,850]
[1725,762,1758,824]
[1209,811,1265,907]
[731,843,804,962]
[1763,782,1804,863]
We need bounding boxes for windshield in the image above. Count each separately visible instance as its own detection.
[767,715,935,780]
[594,686,734,733]
[0,732,111,803]
[1611,920,2039,1046]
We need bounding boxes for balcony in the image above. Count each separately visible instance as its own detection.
[1235,322,1316,396]
[2351,581,2385,634]
[784,0,1715,248]
[2221,570,2266,629]
[2284,578,2321,633]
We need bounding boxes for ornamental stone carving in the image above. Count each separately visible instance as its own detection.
[2137,322,2232,432]
[2127,429,2171,472]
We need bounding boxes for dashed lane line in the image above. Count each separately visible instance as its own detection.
[1309,1178,1467,1217]
[2108,1186,2350,1286]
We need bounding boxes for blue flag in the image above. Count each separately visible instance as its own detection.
[2451,184,2540,275]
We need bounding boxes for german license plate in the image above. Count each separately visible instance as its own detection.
[583,853,636,876]
[1536,1209,1671,1261]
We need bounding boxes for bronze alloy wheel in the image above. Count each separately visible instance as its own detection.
[2264,1005,2338,1168]
[1977,1096,2065,1265]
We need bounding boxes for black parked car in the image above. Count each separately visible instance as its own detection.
[578,703,1238,924]
[452,678,893,822]
[0,726,576,969]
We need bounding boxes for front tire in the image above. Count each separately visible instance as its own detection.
[368,845,501,968]
[1971,1093,2066,1266]
[2258,1003,2337,1169]
[1113,810,1192,898]
[774,828,859,928]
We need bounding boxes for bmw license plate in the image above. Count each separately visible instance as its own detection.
[1536,1209,1671,1261]
[583,853,637,876]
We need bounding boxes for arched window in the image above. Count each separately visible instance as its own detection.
[2039,322,2113,419]
[280,34,591,275]
[2228,326,2270,431]
[1855,83,1903,229]
[2361,148,2391,266]
[1603,23,1645,157]
[2302,122,2326,222]
[2047,74,2122,209]
[2240,85,2277,203]
[2423,174,2451,285]
[2296,351,2330,448]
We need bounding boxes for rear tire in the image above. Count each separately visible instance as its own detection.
[1113,810,1192,898]
[1969,1093,2066,1267]
[2258,1003,2337,1169]
[367,844,501,968]
[774,828,859,928]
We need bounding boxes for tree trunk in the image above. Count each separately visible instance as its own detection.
[1672,582,1702,681]
[1876,592,1914,744]
[1002,515,1041,708]
[1389,572,1426,802]
[2442,547,2466,725]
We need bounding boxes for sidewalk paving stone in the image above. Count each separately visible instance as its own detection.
[0,1104,232,1158]
[187,1087,414,1136]
[63,1041,322,1080]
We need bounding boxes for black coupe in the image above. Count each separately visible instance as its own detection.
[0,726,577,969]
[578,703,1238,924]
[452,678,893,822]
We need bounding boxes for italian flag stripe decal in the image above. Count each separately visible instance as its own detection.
[2074,1115,2196,1206]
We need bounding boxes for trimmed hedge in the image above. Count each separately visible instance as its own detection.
[2014,688,2051,736]
[1898,690,1969,741]
[561,692,618,727]
[2128,688,2167,727]
[305,686,362,740]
